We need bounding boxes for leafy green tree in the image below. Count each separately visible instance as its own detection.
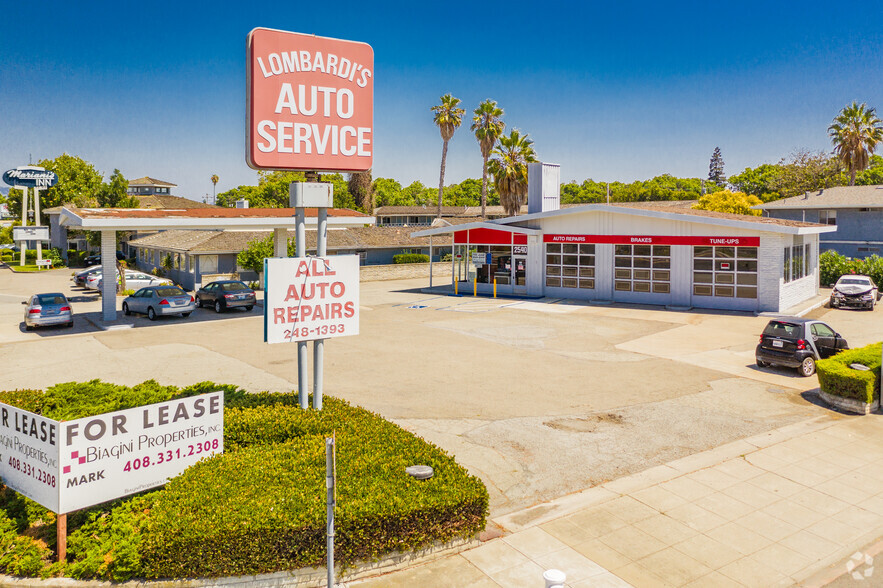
[708,147,726,187]
[773,149,841,197]
[488,129,538,216]
[828,101,883,185]
[431,94,465,218]
[471,99,505,218]
[97,169,137,208]
[402,181,434,206]
[692,190,762,216]
[728,164,783,202]
[216,185,260,207]
[856,155,883,185]
[347,170,373,213]
[236,234,297,275]
[372,178,404,207]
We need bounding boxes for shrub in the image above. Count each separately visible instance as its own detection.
[820,250,883,287]
[817,342,881,404]
[67,250,86,267]
[0,382,489,582]
[393,253,430,264]
[141,396,488,578]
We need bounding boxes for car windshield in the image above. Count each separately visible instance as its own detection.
[763,321,802,338]
[154,287,185,297]
[838,278,869,285]
[222,283,250,292]
[37,294,66,305]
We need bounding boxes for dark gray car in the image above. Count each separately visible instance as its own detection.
[122,286,196,321]
[195,280,256,313]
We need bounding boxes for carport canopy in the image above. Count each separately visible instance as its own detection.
[60,206,369,322]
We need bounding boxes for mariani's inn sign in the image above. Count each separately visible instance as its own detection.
[246,28,374,172]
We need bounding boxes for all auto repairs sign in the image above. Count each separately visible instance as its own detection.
[247,28,374,172]
[264,255,360,344]
[0,393,223,513]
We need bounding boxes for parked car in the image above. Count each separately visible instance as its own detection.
[755,318,848,377]
[72,265,102,286]
[830,275,880,310]
[83,251,125,265]
[122,286,196,320]
[23,293,73,330]
[85,270,172,291]
[195,280,257,313]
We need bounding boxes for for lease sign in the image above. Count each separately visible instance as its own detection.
[247,28,374,172]
[0,393,224,513]
[264,256,360,344]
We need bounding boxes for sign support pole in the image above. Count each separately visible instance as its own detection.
[33,187,42,262]
[56,513,66,563]
[314,205,327,410]
[326,435,336,588]
[19,186,28,266]
[295,204,309,409]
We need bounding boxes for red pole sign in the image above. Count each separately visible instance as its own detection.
[247,28,374,172]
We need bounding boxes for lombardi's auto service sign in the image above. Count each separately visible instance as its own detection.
[247,28,374,172]
[264,255,360,344]
[0,393,223,513]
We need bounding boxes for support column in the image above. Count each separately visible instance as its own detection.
[273,227,287,258]
[33,188,42,262]
[313,208,327,410]
[101,230,117,322]
[295,207,308,408]
[19,187,28,266]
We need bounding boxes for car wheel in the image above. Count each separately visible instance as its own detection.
[196,296,204,308]
[800,357,816,377]
[245,305,253,312]
[756,358,768,368]
[66,321,74,328]
[147,307,157,321]
[215,300,223,313]
[182,312,191,318]
[829,297,838,308]
[25,324,33,331]
[122,302,131,316]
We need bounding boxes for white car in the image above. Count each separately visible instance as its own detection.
[830,275,880,310]
[84,269,172,292]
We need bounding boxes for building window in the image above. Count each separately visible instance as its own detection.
[545,243,595,289]
[819,210,836,225]
[783,239,810,283]
[694,246,757,298]
[614,244,670,293]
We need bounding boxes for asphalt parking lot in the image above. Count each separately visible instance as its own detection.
[1,266,879,517]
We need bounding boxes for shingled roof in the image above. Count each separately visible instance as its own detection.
[128,226,438,254]
[135,194,221,209]
[755,185,883,210]
[128,177,177,187]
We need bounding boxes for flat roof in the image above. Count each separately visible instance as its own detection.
[59,206,372,231]
[412,202,835,238]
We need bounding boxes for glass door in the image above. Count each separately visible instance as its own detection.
[512,255,527,293]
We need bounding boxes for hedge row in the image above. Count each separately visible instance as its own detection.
[393,253,430,264]
[820,250,883,287]
[0,381,489,581]
[816,343,881,404]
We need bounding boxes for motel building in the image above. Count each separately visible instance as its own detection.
[412,164,836,313]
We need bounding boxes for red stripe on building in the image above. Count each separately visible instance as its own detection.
[543,235,760,246]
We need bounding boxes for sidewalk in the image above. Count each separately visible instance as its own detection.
[352,410,883,587]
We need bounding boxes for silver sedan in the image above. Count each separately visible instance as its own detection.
[23,293,74,330]
[122,286,196,321]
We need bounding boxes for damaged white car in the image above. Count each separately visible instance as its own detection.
[830,275,880,310]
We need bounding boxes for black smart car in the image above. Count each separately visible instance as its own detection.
[755,318,848,377]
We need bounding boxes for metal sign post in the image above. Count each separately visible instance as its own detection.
[326,435,336,587]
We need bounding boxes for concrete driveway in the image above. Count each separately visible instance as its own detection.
[1,266,878,517]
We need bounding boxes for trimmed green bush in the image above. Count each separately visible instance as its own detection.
[393,253,430,264]
[816,343,881,404]
[820,250,883,287]
[0,381,488,581]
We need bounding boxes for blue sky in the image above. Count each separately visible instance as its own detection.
[2,1,881,201]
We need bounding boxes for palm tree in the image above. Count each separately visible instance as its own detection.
[471,100,505,219]
[828,102,883,185]
[431,94,465,218]
[211,174,219,203]
[487,130,538,216]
